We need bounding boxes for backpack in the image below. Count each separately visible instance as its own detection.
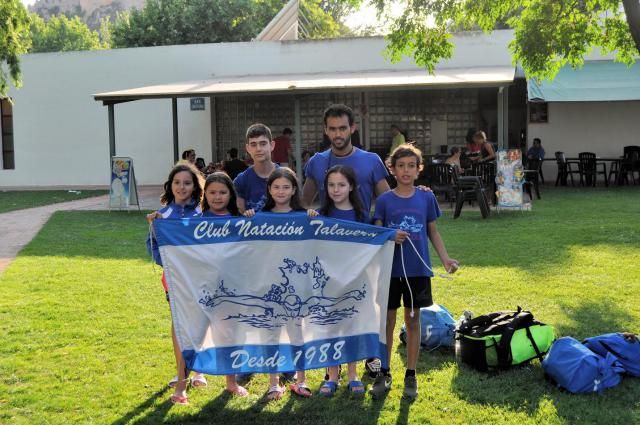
[542,337,625,393]
[455,307,555,371]
[583,333,640,377]
[399,304,456,350]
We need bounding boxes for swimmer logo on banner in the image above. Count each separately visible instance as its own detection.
[154,213,396,375]
[109,156,140,210]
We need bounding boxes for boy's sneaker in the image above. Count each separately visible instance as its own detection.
[369,373,391,399]
[364,358,381,378]
[402,375,418,400]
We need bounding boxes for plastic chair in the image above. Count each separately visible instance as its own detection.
[426,163,456,208]
[622,146,640,184]
[451,173,491,219]
[554,152,580,186]
[524,158,542,200]
[470,161,497,205]
[578,152,607,187]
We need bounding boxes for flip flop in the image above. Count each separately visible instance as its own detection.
[347,380,365,394]
[289,382,313,398]
[226,385,249,397]
[191,374,208,388]
[170,394,189,405]
[318,380,338,397]
[266,384,285,401]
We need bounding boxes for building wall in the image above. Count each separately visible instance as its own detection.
[528,101,640,180]
[0,30,520,187]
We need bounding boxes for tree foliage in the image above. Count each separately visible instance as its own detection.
[368,0,640,80]
[0,0,31,97]
[111,0,289,47]
[29,13,107,53]
[299,0,359,38]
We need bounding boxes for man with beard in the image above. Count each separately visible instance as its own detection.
[302,104,389,214]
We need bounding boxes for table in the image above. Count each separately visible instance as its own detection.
[544,157,624,186]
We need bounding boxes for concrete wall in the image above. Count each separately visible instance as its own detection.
[528,101,640,181]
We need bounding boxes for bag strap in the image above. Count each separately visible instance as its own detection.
[496,311,534,368]
[525,326,544,361]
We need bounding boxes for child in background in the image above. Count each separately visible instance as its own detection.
[308,165,367,396]
[371,144,458,401]
[200,172,248,396]
[233,123,278,213]
[244,167,308,400]
[146,163,207,405]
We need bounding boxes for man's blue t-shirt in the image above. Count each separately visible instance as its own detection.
[233,166,278,212]
[373,190,441,277]
[304,148,388,213]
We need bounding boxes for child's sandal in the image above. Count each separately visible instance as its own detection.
[347,380,365,395]
[170,394,189,405]
[191,374,208,388]
[266,384,285,401]
[226,385,249,397]
[319,380,338,397]
[289,382,313,398]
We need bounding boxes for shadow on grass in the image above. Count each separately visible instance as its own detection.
[554,299,636,340]
[120,380,380,425]
[450,298,640,424]
[111,388,170,425]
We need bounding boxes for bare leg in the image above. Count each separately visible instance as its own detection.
[404,307,421,370]
[327,365,340,382]
[296,370,306,384]
[269,373,280,387]
[347,362,358,381]
[386,309,397,367]
[171,324,188,398]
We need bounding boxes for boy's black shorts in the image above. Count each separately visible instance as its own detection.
[387,276,433,310]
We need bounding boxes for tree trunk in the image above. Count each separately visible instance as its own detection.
[623,0,640,53]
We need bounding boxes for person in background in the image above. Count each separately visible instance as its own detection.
[527,138,545,160]
[272,128,293,166]
[181,149,196,165]
[469,131,496,163]
[445,147,462,174]
[389,125,406,156]
[222,147,249,180]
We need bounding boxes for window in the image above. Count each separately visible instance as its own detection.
[1,98,14,169]
[529,102,548,123]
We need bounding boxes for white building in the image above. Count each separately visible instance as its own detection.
[1,29,639,188]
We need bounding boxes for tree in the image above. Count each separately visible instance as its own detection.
[0,0,31,97]
[299,0,359,38]
[111,0,289,48]
[368,0,640,80]
[29,14,107,53]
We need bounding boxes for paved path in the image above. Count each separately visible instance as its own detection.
[0,186,162,274]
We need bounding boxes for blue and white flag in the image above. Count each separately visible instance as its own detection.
[154,212,396,375]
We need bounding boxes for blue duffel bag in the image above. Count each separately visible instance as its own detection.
[583,333,640,377]
[542,336,626,394]
[399,304,456,350]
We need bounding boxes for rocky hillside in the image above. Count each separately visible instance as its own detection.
[29,0,146,30]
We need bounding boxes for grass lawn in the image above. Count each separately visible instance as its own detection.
[0,186,639,424]
[0,190,108,213]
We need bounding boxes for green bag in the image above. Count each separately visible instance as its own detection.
[455,307,555,371]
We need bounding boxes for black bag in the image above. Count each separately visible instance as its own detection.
[456,307,555,371]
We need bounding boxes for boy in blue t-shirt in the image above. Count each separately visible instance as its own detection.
[372,144,458,401]
[233,123,279,213]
